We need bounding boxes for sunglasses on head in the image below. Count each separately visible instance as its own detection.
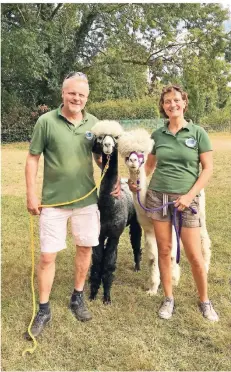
[65,71,88,80]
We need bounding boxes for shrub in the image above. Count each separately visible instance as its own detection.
[2,102,50,143]
[200,106,231,131]
[87,97,159,120]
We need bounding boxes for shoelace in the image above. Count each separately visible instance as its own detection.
[161,298,173,309]
[74,296,85,309]
[34,310,49,324]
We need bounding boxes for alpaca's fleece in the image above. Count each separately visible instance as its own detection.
[91,120,124,137]
[118,128,154,158]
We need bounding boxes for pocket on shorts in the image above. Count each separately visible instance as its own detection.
[183,196,201,227]
[146,189,162,209]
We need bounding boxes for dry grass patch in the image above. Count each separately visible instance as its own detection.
[1,134,231,371]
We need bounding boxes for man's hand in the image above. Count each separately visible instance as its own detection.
[110,177,121,198]
[174,194,194,211]
[27,194,41,215]
[127,179,140,194]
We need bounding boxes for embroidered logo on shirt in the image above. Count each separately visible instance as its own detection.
[85,131,94,140]
[185,138,197,148]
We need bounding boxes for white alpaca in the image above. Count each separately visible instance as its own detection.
[198,188,212,273]
[118,128,211,295]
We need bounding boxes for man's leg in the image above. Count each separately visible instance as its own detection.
[38,252,57,303]
[70,246,92,321]
[70,205,100,321]
[25,252,57,340]
[25,207,69,339]
[74,246,92,291]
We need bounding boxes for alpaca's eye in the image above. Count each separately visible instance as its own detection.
[114,136,119,140]
[98,136,103,140]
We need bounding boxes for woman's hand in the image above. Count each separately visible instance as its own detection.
[110,177,121,198]
[174,194,194,211]
[128,179,140,193]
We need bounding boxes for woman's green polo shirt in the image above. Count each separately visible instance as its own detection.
[149,121,212,194]
[29,107,99,208]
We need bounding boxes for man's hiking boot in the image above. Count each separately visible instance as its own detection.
[24,309,51,340]
[70,293,92,322]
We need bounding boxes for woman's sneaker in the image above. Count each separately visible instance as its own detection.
[158,297,174,319]
[199,301,219,322]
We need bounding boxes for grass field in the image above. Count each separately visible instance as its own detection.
[1,134,231,371]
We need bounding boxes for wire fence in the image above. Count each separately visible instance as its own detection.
[119,118,165,131]
[1,120,231,144]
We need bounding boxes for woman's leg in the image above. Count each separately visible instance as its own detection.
[180,227,219,321]
[153,220,175,319]
[153,220,173,297]
[180,227,208,302]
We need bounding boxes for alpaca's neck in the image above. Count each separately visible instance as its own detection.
[129,165,147,203]
[100,150,118,194]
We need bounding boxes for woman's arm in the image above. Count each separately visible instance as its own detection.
[174,151,213,210]
[145,153,157,177]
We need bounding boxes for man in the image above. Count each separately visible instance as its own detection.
[25,72,119,338]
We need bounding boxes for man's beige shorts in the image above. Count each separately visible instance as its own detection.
[39,204,100,253]
[146,190,201,228]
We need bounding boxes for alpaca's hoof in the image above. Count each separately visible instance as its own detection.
[204,263,209,273]
[89,293,97,301]
[134,263,141,272]
[146,288,158,296]
[103,296,111,305]
[172,278,180,286]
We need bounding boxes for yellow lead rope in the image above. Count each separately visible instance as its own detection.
[22,158,110,356]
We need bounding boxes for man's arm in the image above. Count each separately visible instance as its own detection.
[93,152,121,198]
[25,153,41,215]
[93,153,102,169]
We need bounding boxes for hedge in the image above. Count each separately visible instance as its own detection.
[87,97,159,120]
[2,98,160,143]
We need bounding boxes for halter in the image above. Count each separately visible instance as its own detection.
[126,151,145,168]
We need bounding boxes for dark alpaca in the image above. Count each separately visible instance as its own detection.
[89,121,142,304]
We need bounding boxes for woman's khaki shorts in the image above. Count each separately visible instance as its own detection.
[39,204,100,253]
[146,190,201,228]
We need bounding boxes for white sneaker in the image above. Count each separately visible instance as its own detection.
[158,297,174,319]
[199,301,219,322]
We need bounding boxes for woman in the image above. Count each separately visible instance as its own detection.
[129,85,218,321]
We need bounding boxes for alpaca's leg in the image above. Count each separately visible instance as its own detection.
[145,232,160,295]
[129,215,142,271]
[199,189,211,273]
[200,227,211,273]
[89,236,105,300]
[171,228,181,286]
[102,236,119,304]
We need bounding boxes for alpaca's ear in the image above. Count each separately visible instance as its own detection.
[148,139,155,153]
[114,135,121,142]
[96,135,104,143]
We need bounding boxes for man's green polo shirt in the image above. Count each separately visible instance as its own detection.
[29,106,99,208]
[149,121,212,194]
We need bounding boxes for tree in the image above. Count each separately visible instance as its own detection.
[1,3,230,138]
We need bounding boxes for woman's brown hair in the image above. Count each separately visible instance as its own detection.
[159,85,189,118]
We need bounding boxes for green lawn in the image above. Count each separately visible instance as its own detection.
[1,135,231,371]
